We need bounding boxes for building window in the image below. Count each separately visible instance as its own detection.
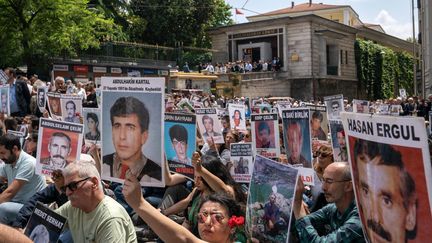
[326,44,339,76]
[345,50,348,64]
[340,50,343,65]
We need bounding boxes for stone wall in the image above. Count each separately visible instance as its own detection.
[235,76,358,100]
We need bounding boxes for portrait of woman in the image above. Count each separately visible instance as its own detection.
[232,109,242,127]
[85,112,100,141]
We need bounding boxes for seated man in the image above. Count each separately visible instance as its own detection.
[0,134,46,225]
[293,162,365,242]
[11,170,68,229]
[56,160,137,243]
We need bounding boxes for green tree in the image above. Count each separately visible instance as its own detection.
[129,0,232,48]
[0,0,123,75]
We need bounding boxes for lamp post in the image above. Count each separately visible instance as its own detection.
[412,0,417,95]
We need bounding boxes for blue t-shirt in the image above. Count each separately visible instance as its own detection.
[0,151,46,203]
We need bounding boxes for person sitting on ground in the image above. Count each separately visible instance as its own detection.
[55,160,137,243]
[160,154,246,238]
[0,134,46,225]
[123,172,246,243]
[293,162,365,242]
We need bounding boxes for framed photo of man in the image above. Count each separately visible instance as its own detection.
[281,108,315,186]
[307,105,328,142]
[37,86,48,113]
[164,113,196,179]
[0,85,10,115]
[101,77,165,187]
[36,118,83,176]
[230,143,253,183]
[324,94,344,120]
[251,113,280,158]
[47,92,62,120]
[195,108,224,144]
[341,112,432,243]
[60,94,82,124]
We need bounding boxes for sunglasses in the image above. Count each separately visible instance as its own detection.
[197,212,225,224]
[61,177,91,193]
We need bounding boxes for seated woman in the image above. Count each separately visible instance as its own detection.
[159,153,246,237]
[123,173,245,243]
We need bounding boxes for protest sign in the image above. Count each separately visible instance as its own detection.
[164,113,196,179]
[47,93,62,120]
[276,101,291,118]
[230,143,253,183]
[0,86,9,115]
[341,112,432,243]
[328,119,347,162]
[352,99,370,113]
[82,108,101,145]
[0,70,7,85]
[36,118,83,176]
[378,104,390,115]
[24,202,67,243]
[399,88,407,99]
[281,108,314,186]
[101,77,165,187]
[60,94,82,123]
[307,104,328,141]
[324,94,344,120]
[246,155,298,243]
[37,86,48,113]
[244,97,251,119]
[177,98,194,113]
[228,103,246,130]
[195,108,224,144]
[36,118,84,175]
[251,113,280,158]
[95,88,101,108]
[430,111,432,134]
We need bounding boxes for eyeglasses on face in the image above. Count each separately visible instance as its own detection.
[322,178,351,185]
[61,177,91,193]
[197,211,225,224]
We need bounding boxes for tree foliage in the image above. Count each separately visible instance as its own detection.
[0,0,123,74]
[129,0,232,48]
[354,39,414,100]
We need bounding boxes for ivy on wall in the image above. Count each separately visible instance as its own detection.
[354,39,414,100]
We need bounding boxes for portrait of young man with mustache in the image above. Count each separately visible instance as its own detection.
[353,139,417,243]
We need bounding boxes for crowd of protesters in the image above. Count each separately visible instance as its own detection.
[181,57,283,75]
[0,66,431,243]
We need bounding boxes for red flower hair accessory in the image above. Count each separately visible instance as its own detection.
[228,215,245,228]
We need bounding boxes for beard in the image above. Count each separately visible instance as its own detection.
[3,153,17,164]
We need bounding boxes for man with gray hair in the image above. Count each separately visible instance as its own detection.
[56,160,137,243]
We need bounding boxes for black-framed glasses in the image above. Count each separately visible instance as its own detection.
[61,177,91,193]
[322,178,351,185]
[197,212,225,224]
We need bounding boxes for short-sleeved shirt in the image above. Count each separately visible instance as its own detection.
[56,196,137,243]
[0,151,46,203]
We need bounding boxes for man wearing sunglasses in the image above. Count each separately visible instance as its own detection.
[293,162,365,242]
[56,160,137,242]
[0,134,46,225]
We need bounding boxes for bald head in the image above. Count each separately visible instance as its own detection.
[324,162,352,181]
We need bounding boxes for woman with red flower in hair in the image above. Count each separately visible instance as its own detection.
[123,170,246,243]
